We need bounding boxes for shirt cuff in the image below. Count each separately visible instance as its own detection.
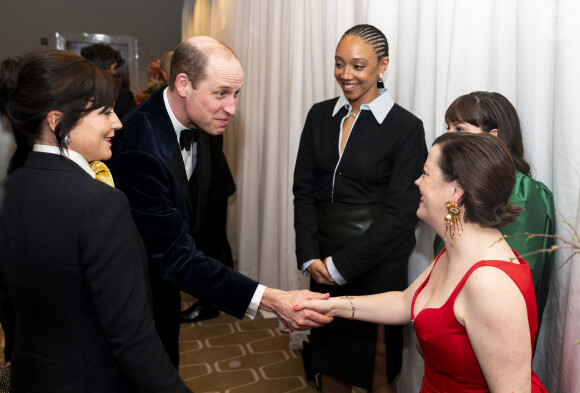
[245,284,267,319]
[326,256,347,285]
[301,259,315,276]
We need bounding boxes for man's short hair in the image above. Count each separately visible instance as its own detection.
[80,43,125,70]
[170,37,236,89]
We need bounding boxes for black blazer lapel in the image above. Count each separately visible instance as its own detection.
[25,151,90,177]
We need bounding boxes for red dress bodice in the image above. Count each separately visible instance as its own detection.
[411,250,548,392]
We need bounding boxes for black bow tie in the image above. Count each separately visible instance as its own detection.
[179,129,200,151]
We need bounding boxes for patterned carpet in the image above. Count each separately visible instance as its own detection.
[178,310,317,393]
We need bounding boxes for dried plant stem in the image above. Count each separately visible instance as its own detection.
[500,211,580,270]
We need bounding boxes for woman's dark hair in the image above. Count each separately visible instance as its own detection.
[342,24,389,88]
[445,91,531,177]
[0,49,118,151]
[433,132,521,227]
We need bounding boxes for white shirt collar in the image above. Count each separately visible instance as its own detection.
[163,87,189,140]
[331,88,395,124]
[33,144,95,178]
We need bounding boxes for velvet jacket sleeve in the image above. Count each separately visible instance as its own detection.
[109,109,258,319]
[294,100,428,283]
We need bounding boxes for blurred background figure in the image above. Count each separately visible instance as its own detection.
[0,57,28,175]
[0,101,15,180]
[159,51,173,85]
[81,43,137,119]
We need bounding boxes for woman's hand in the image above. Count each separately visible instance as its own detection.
[293,296,336,317]
[307,258,335,286]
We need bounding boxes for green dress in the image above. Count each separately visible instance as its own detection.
[434,171,555,328]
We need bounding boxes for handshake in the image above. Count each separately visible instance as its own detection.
[259,287,337,332]
[260,258,354,332]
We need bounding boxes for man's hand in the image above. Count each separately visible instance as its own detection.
[259,288,333,332]
[307,258,335,286]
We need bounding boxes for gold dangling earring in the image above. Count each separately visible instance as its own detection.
[444,200,463,246]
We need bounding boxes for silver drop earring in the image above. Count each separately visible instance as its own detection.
[63,135,70,144]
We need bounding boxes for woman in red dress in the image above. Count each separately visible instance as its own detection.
[296,132,548,392]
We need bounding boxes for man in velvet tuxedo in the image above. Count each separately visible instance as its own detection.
[158,49,237,323]
[107,36,331,367]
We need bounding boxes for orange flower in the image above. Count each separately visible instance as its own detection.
[135,54,166,104]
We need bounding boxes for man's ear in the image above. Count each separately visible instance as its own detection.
[160,69,169,84]
[46,111,63,132]
[108,63,118,74]
[174,73,191,98]
[489,128,499,137]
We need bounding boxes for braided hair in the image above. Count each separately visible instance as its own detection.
[342,24,389,61]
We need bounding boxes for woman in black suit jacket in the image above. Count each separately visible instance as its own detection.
[0,49,191,393]
[293,25,427,393]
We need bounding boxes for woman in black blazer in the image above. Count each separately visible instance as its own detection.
[293,25,427,393]
[0,49,191,393]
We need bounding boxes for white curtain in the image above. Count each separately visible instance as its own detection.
[182,1,580,392]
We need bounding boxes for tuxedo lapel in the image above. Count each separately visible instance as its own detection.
[193,131,211,233]
[144,88,211,233]
[145,88,194,216]
[163,144,193,215]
